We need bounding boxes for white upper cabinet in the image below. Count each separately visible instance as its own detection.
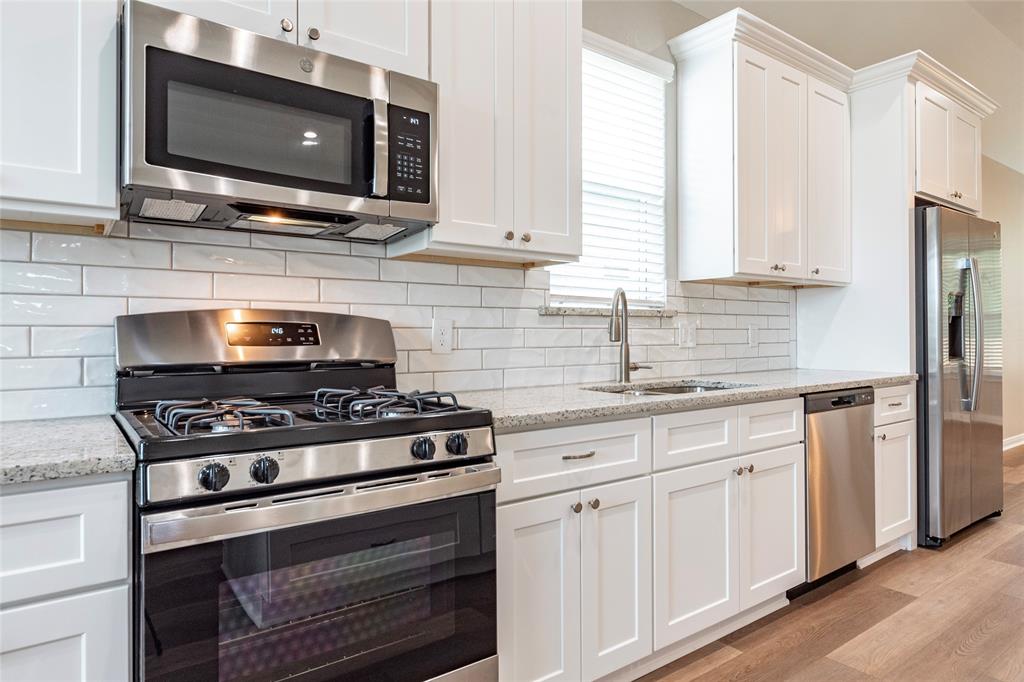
[390,0,582,265]
[916,81,982,212]
[298,0,429,78]
[670,10,852,286]
[139,0,296,40]
[0,0,119,226]
[807,76,851,284]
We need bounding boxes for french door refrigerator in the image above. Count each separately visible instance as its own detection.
[916,205,1003,546]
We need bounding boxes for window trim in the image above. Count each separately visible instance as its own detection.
[582,30,675,83]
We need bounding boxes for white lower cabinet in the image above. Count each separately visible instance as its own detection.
[0,584,129,681]
[653,443,805,649]
[498,478,652,682]
[874,419,917,546]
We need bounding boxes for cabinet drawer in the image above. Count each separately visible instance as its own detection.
[738,398,804,453]
[874,383,916,426]
[0,481,128,605]
[653,406,738,471]
[496,419,651,503]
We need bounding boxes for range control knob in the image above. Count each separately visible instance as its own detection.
[446,432,469,456]
[250,456,281,484]
[411,437,436,460]
[198,462,230,492]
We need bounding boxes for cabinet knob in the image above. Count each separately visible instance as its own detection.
[504,231,515,241]
[521,233,532,243]
[811,267,820,275]
[735,466,745,476]
[779,264,787,272]
[280,18,294,32]
[588,498,601,510]
[571,502,583,514]
[770,264,778,271]
[307,26,321,40]
[879,433,887,441]
[746,464,755,473]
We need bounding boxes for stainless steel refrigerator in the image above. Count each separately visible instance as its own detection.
[916,205,1003,546]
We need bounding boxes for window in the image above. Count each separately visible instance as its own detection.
[549,34,673,308]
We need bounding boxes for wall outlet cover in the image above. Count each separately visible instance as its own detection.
[431,318,453,354]
[679,320,699,348]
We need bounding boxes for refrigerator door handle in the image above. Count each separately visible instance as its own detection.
[963,256,984,412]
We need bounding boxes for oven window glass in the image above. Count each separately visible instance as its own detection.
[145,47,373,198]
[140,492,496,681]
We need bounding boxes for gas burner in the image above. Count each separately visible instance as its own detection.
[154,398,296,435]
[313,387,461,421]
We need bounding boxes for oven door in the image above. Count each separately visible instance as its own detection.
[137,467,498,681]
[123,0,390,222]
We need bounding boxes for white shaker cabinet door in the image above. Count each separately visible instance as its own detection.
[806,76,851,284]
[580,477,652,679]
[915,82,953,203]
[738,443,806,610]
[429,0,515,252]
[949,105,982,212]
[497,491,582,682]
[766,58,808,279]
[875,420,917,546]
[734,43,774,278]
[511,0,583,259]
[0,0,119,225]
[298,0,428,78]
[140,0,296,40]
[653,458,741,650]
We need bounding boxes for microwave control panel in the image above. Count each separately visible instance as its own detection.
[388,105,430,204]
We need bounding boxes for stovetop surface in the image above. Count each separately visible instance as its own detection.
[116,388,493,461]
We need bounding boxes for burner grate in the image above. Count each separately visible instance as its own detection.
[154,398,296,435]
[313,386,461,421]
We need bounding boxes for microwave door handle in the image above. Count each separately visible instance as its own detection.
[371,98,388,198]
[967,256,984,412]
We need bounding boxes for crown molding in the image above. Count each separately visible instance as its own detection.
[667,8,854,91]
[584,29,675,82]
[850,50,998,117]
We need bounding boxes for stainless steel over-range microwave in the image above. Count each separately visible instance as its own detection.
[121,0,438,243]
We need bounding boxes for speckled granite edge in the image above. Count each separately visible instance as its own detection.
[476,371,919,434]
[0,416,135,485]
[537,306,678,317]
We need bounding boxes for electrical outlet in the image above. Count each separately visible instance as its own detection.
[679,320,699,348]
[747,324,759,348]
[431,318,453,354]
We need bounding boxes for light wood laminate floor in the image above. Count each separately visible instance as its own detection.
[642,446,1024,682]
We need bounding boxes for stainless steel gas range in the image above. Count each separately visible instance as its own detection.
[113,309,498,682]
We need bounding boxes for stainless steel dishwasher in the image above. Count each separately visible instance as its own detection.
[805,387,876,581]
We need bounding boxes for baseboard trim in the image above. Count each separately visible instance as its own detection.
[596,595,790,682]
[856,532,913,569]
[1004,434,1024,452]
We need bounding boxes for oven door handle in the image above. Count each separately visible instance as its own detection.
[371,98,389,198]
[141,464,499,554]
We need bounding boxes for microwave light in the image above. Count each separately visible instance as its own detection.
[301,140,319,146]
[303,131,318,139]
[246,214,338,230]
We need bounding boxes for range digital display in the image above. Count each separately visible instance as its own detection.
[225,322,320,347]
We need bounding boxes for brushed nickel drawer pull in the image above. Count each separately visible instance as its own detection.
[887,402,903,408]
[562,450,597,461]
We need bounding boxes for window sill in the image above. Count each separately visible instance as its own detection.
[538,306,677,318]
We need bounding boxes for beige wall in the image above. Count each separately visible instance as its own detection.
[982,156,1024,444]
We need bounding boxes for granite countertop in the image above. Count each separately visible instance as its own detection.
[0,416,135,485]
[461,368,918,434]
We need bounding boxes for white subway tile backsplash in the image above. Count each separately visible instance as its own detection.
[83,357,115,386]
[688,298,726,314]
[757,342,790,357]
[504,367,563,388]
[0,357,81,390]
[1,262,81,294]
[524,269,550,289]
[409,284,480,307]
[483,348,546,369]
[408,349,481,372]
[691,344,726,360]
[713,329,749,344]
[2,294,125,325]
[434,307,503,328]
[33,233,170,268]
[130,223,251,247]
[250,301,350,314]
[0,386,113,421]
[713,285,748,300]
[0,327,29,357]
[459,328,524,349]
[433,370,504,392]
[647,346,691,362]
[214,273,318,301]
[31,326,114,357]
[286,251,378,279]
[396,373,433,392]
[545,347,599,366]
[628,328,676,345]
[393,328,431,350]
[380,259,456,284]
[175,243,284,275]
[350,304,433,328]
[736,358,770,372]
[458,266,524,288]
[481,287,544,308]
[83,266,212,298]
[679,282,714,298]
[564,364,616,384]
[757,301,789,316]
[525,328,581,347]
[724,300,758,315]
[747,288,780,301]
[658,360,701,376]
[0,231,30,261]
[350,242,387,258]
[250,233,348,254]
[701,359,737,374]
[503,308,562,328]
[127,298,248,314]
[321,279,407,304]
[700,314,736,329]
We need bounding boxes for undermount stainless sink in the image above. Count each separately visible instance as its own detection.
[591,382,752,396]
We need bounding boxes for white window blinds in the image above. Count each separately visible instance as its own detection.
[549,41,671,308]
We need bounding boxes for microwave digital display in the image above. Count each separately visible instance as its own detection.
[225,322,320,347]
[388,104,430,204]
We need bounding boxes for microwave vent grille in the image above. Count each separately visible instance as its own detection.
[139,198,206,222]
